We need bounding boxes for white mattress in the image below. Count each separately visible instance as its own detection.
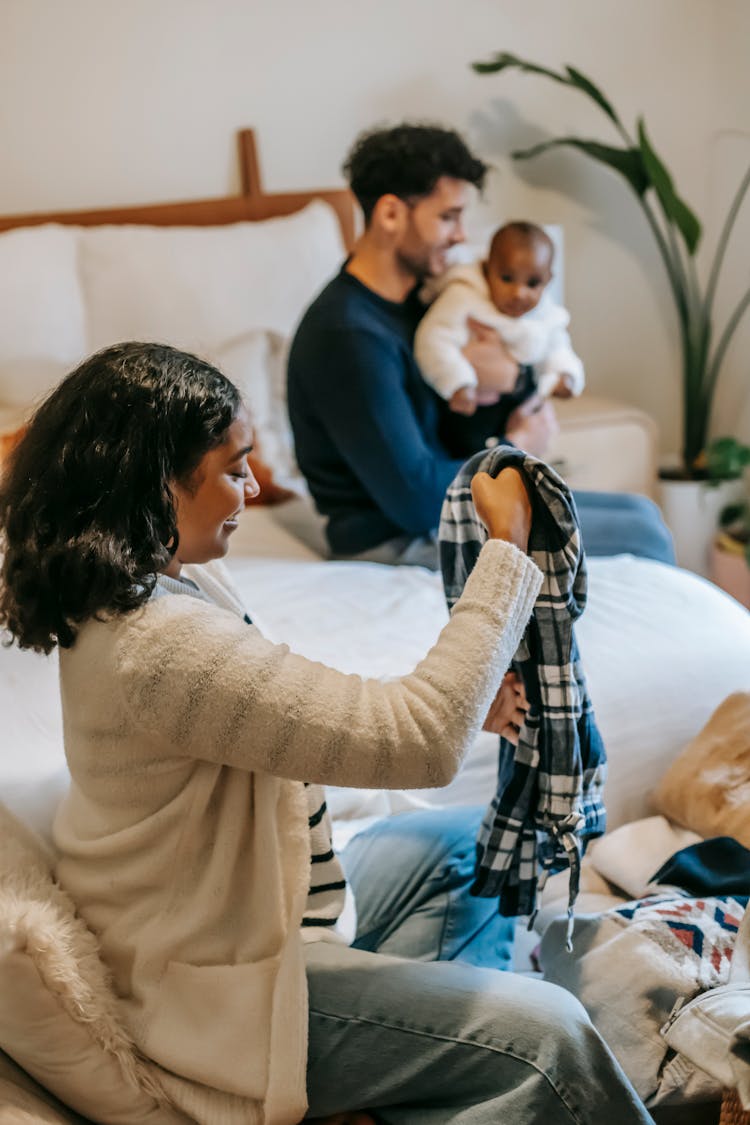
[2,512,750,849]
[228,552,750,833]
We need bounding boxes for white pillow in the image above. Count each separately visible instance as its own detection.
[0,1049,83,1122]
[211,329,299,485]
[0,225,86,403]
[79,201,345,354]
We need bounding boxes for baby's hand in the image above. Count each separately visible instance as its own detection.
[449,385,479,416]
[549,374,574,399]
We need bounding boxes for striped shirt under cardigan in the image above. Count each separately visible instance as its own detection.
[439,446,607,944]
[154,570,354,944]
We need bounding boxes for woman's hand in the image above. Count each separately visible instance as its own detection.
[471,467,532,553]
[482,671,529,743]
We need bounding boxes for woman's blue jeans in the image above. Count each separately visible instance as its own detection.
[305,806,651,1123]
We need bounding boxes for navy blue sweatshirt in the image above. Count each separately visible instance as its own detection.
[287,268,466,555]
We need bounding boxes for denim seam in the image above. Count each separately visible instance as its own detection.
[308,1008,582,1123]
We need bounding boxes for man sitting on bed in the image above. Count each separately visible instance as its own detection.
[287,122,674,569]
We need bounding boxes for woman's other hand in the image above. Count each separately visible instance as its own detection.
[471,467,532,553]
[482,671,529,743]
[505,394,559,460]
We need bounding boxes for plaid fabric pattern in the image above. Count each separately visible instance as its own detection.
[439,445,607,939]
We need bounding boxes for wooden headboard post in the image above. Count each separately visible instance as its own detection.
[238,129,263,199]
[0,129,356,250]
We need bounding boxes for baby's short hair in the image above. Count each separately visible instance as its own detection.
[489,221,554,264]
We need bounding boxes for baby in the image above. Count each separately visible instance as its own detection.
[415,221,584,416]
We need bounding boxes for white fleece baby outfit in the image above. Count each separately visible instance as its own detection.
[415,261,585,401]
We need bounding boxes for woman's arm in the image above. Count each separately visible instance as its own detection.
[117,539,540,791]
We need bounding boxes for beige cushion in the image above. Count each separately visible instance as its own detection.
[651,692,750,846]
[0,1050,86,1123]
[0,803,189,1125]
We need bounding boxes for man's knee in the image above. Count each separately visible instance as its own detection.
[576,489,675,563]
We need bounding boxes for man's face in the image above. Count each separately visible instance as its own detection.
[396,176,469,280]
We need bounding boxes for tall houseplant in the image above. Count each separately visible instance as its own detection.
[472,52,750,480]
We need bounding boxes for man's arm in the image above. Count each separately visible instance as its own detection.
[316,328,465,536]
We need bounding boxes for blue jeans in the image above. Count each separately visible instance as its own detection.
[351,491,675,569]
[574,491,675,564]
[305,807,651,1123]
[343,806,514,968]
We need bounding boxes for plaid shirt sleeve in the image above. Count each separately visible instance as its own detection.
[439,446,607,943]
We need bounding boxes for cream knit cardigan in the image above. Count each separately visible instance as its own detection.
[53,541,541,1125]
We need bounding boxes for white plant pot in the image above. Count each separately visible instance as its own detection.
[658,476,745,577]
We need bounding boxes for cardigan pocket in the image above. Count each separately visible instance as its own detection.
[142,957,280,1099]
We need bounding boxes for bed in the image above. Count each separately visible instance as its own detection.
[1,127,749,1123]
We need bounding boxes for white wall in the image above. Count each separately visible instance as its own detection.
[2,0,748,452]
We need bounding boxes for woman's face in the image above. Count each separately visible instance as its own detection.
[166,406,259,576]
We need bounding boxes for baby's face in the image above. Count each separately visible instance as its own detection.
[485,238,553,318]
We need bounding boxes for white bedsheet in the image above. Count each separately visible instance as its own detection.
[2,542,749,848]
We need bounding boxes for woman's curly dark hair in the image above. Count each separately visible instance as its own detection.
[0,341,240,653]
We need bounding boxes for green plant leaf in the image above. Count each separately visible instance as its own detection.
[564,66,621,125]
[637,119,702,254]
[719,501,748,527]
[706,436,750,482]
[512,137,649,196]
[471,53,622,126]
[472,52,569,83]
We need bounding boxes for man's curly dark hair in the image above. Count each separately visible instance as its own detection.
[343,123,487,223]
[0,341,240,653]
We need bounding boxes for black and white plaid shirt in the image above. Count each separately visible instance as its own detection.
[439,445,607,944]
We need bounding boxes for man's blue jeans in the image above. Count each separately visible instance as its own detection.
[574,490,675,564]
[350,490,675,569]
[304,806,651,1123]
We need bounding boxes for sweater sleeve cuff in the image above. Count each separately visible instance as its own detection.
[456,538,542,638]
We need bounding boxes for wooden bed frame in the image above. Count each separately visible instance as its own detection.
[0,128,356,249]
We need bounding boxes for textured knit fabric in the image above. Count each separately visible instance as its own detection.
[54,545,541,1125]
[159,571,354,946]
[439,446,606,935]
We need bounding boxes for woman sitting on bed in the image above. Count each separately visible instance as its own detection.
[0,341,651,1125]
